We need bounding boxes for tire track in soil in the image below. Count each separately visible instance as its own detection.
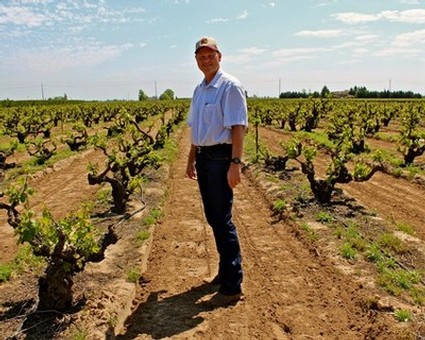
[116,127,401,339]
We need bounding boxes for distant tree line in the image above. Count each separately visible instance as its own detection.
[348,86,422,99]
[279,85,422,99]
[279,86,331,99]
[0,98,85,108]
[138,88,175,101]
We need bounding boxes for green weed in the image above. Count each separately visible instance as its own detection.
[394,309,412,322]
[0,264,13,282]
[365,243,383,263]
[126,268,140,284]
[315,211,334,224]
[340,242,357,260]
[273,199,286,214]
[300,223,319,241]
[395,221,415,236]
[143,207,162,226]
[69,328,88,340]
[136,230,150,245]
[378,233,407,254]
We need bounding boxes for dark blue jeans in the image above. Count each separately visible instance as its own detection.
[195,144,243,295]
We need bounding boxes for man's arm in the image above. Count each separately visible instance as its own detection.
[186,144,197,180]
[228,125,245,188]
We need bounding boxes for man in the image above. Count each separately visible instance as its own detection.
[186,36,248,305]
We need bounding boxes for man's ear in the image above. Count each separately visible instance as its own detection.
[218,52,222,62]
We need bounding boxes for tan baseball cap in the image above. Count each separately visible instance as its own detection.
[195,36,220,53]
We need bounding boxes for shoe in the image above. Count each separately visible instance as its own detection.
[203,274,221,285]
[208,291,243,307]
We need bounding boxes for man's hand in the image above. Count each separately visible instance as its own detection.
[186,145,197,180]
[186,162,197,180]
[227,163,241,188]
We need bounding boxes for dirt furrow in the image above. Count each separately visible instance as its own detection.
[259,126,425,240]
[344,173,425,238]
[0,148,106,263]
[116,127,404,339]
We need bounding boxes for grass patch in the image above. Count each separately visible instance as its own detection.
[126,268,141,283]
[394,309,413,322]
[143,207,162,226]
[0,263,13,282]
[69,327,89,340]
[405,164,423,179]
[300,223,319,241]
[244,130,263,164]
[395,221,415,236]
[315,211,334,224]
[0,244,45,282]
[365,243,383,263]
[377,268,422,296]
[136,229,150,245]
[340,242,357,260]
[378,233,407,255]
[296,130,334,150]
[272,198,286,215]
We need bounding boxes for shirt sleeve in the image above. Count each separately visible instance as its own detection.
[222,83,248,129]
[187,102,194,127]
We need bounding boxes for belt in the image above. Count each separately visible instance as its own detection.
[196,144,231,154]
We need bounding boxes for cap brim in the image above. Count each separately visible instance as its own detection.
[195,45,219,53]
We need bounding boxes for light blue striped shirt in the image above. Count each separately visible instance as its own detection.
[187,69,248,146]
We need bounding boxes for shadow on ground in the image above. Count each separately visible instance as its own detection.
[116,282,220,339]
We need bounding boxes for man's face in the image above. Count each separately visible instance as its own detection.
[195,47,221,78]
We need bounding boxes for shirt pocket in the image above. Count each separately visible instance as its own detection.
[203,103,223,126]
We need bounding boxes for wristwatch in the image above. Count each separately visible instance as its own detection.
[230,157,242,164]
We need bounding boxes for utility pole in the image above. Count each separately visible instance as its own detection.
[41,83,45,100]
[278,78,281,98]
[154,81,158,99]
[389,79,392,92]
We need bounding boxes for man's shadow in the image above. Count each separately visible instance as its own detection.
[116,282,217,339]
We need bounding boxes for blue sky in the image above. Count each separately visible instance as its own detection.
[1,0,424,100]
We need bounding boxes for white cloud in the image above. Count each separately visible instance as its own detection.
[207,17,229,24]
[295,30,342,38]
[237,10,249,20]
[271,47,328,64]
[333,9,425,24]
[354,34,379,42]
[224,47,267,64]
[240,47,267,56]
[312,0,338,8]
[3,42,134,74]
[0,5,49,26]
[399,0,420,4]
[373,47,421,57]
[332,41,364,50]
[207,10,248,23]
[0,2,147,29]
[332,12,380,24]
[16,0,53,4]
[380,9,425,23]
[393,29,425,46]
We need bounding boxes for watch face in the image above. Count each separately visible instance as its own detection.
[232,158,241,164]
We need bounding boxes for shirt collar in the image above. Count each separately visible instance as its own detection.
[201,69,223,88]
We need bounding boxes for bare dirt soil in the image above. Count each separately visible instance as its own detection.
[0,125,424,339]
